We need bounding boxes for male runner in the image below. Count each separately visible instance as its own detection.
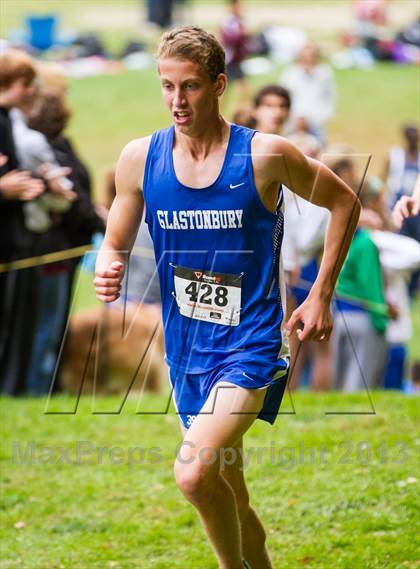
[94,26,360,569]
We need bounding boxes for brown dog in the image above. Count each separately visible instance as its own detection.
[60,302,165,396]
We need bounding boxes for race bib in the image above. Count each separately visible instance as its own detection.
[173,266,242,326]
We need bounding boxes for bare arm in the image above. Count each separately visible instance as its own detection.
[94,137,150,302]
[254,134,361,341]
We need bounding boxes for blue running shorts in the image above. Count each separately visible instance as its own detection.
[168,358,289,429]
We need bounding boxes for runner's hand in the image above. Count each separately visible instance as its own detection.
[285,296,333,342]
[94,261,124,302]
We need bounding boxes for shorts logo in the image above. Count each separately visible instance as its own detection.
[194,271,203,279]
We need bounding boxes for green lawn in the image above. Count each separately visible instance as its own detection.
[1,392,419,568]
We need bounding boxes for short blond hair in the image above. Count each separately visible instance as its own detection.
[0,49,37,90]
[156,25,226,81]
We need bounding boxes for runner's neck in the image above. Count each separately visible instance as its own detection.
[174,116,229,161]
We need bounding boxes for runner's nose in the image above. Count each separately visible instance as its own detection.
[173,87,187,108]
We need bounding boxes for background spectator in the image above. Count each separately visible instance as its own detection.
[22,88,104,394]
[287,116,323,158]
[280,42,336,141]
[146,0,174,29]
[392,174,420,229]
[252,84,290,135]
[385,124,419,242]
[220,0,249,102]
[333,166,389,391]
[353,0,388,39]
[0,49,44,395]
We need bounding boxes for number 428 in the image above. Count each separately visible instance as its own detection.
[185,282,228,307]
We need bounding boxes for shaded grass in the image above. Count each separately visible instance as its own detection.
[1,391,419,568]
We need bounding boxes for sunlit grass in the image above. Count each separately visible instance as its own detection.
[1,391,419,568]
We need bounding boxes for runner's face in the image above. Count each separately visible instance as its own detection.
[158,58,224,132]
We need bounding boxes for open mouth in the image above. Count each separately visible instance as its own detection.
[174,110,192,123]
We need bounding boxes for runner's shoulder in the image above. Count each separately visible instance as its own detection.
[251,132,305,181]
[113,136,151,194]
[116,136,152,193]
[118,135,153,168]
[252,131,299,160]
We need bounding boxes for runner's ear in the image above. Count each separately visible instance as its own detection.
[214,73,227,97]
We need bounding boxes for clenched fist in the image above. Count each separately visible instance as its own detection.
[94,261,124,302]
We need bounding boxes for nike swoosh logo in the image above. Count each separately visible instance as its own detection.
[229,182,245,189]
[242,372,256,382]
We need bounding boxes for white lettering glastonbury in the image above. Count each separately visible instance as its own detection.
[156,209,244,230]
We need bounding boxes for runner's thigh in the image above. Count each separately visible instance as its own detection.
[184,381,267,452]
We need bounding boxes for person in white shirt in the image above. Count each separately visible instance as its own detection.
[280,42,336,141]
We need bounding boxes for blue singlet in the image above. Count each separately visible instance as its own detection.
[143,123,289,427]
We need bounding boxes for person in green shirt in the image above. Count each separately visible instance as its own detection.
[333,227,389,390]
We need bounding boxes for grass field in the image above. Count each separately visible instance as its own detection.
[1,391,419,568]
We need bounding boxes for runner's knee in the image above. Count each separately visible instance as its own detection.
[174,456,218,505]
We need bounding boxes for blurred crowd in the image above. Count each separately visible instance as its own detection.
[0,50,105,395]
[228,31,419,394]
[224,0,420,394]
[0,0,419,398]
